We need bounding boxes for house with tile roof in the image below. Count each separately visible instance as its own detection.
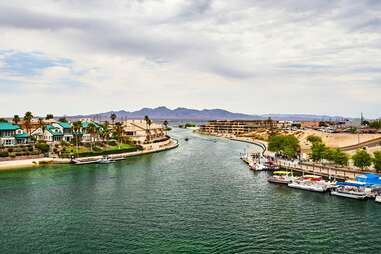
[31,124,64,143]
[52,122,73,142]
[81,121,103,142]
[122,120,166,144]
[0,122,29,146]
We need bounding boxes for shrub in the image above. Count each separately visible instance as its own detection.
[0,151,9,157]
[35,143,50,153]
[28,146,34,152]
[7,148,13,153]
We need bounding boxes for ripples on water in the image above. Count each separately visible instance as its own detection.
[0,128,380,253]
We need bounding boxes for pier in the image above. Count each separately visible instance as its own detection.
[275,160,373,180]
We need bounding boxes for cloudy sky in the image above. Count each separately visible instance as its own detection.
[0,0,380,118]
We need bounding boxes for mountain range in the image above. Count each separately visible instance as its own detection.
[68,107,348,121]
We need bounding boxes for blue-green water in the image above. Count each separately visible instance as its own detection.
[1,128,380,253]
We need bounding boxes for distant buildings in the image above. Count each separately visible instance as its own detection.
[199,120,277,135]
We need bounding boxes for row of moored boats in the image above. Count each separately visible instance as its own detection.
[267,171,381,202]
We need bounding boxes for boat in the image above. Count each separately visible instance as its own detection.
[288,175,330,192]
[330,181,368,200]
[184,137,189,141]
[376,195,381,203]
[267,171,293,184]
[97,156,115,164]
[249,162,266,171]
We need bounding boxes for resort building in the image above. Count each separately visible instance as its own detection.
[199,120,278,135]
[122,120,166,144]
[0,123,29,146]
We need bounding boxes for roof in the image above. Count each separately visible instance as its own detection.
[47,125,63,136]
[0,122,20,131]
[82,121,102,129]
[15,133,29,138]
[57,122,71,129]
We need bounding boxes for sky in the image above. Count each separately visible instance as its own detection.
[0,0,380,118]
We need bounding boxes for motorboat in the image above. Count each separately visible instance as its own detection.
[249,162,266,171]
[376,195,381,203]
[184,137,189,141]
[331,187,367,200]
[288,175,330,192]
[97,156,115,164]
[330,181,368,200]
[268,171,293,184]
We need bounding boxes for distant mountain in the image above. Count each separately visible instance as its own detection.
[68,107,347,121]
[69,106,264,121]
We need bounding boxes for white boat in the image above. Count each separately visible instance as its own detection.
[268,171,293,184]
[97,156,115,164]
[376,195,381,203]
[331,187,367,200]
[288,175,329,192]
[249,162,266,171]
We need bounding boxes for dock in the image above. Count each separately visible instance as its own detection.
[275,160,373,180]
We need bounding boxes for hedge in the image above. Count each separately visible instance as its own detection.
[0,151,9,157]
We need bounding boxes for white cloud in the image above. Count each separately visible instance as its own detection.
[0,0,380,118]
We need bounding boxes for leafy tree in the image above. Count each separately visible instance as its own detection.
[352,149,372,170]
[311,142,326,162]
[373,151,381,171]
[322,147,335,162]
[331,148,349,166]
[110,113,117,124]
[307,135,322,144]
[268,135,300,158]
[0,118,8,123]
[368,119,381,129]
[13,115,20,125]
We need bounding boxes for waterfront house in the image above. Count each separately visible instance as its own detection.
[52,122,73,142]
[0,123,29,146]
[122,120,166,144]
[81,121,103,142]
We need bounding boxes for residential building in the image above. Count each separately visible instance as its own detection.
[52,122,73,142]
[122,120,166,144]
[198,120,277,135]
[81,121,103,142]
[0,123,29,146]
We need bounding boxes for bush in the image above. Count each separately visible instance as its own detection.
[7,148,13,153]
[35,143,50,153]
[0,151,9,157]
[28,146,33,152]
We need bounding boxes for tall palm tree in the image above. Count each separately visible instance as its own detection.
[23,111,33,135]
[38,118,46,139]
[144,115,152,143]
[13,115,20,125]
[87,123,97,152]
[45,114,54,120]
[113,122,124,148]
[72,121,82,156]
[111,113,117,125]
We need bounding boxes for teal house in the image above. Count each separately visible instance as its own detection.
[0,122,29,146]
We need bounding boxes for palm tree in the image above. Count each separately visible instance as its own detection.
[87,123,97,152]
[163,120,169,135]
[13,115,20,125]
[72,121,82,156]
[101,128,111,142]
[23,111,33,135]
[38,118,46,136]
[111,113,117,125]
[113,122,124,148]
[45,114,54,120]
[144,115,152,143]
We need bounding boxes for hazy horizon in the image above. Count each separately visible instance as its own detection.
[0,1,380,118]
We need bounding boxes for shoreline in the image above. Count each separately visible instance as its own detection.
[0,138,178,171]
